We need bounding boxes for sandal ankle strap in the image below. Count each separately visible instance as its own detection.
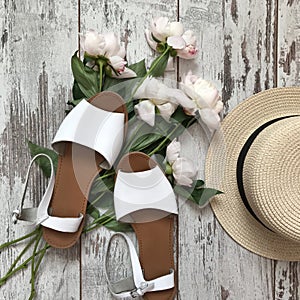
[105,232,175,299]
[12,153,83,232]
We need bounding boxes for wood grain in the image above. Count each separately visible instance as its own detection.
[79,1,178,298]
[0,0,80,299]
[1,0,300,299]
[275,1,300,299]
[178,0,277,299]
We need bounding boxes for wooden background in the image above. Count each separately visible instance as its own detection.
[1,0,300,299]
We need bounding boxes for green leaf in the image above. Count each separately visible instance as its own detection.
[72,80,86,101]
[156,43,167,53]
[105,78,141,105]
[68,99,83,106]
[148,51,170,77]
[89,191,114,212]
[151,33,162,44]
[71,52,98,98]
[104,219,132,232]
[174,182,223,207]
[174,185,193,200]
[86,203,100,219]
[195,179,205,188]
[130,132,164,152]
[171,107,195,128]
[27,141,58,178]
[128,59,147,77]
[190,188,223,207]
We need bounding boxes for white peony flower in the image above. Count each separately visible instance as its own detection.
[150,17,184,42]
[80,30,106,57]
[166,140,197,187]
[80,30,136,79]
[145,18,198,60]
[179,71,223,130]
[109,56,137,78]
[133,77,181,126]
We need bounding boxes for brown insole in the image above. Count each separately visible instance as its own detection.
[117,152,177,300]
[43,91,127,248]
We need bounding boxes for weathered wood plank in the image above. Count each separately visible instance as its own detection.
[79,1,178,298]
[278,0,300,87]
[275,1,300,299]
[0,0,79,299]
[178,0,276,299]
[80,0,177,299]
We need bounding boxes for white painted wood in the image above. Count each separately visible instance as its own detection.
[178,0,277,299]
[79,1,178,298]
[0,0,80,299]
[1,1,300,299]
[278,0,300,87]
[275,1,300,299]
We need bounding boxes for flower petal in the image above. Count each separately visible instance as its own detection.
[182,30,197,45]
[81,30,105,57]
[165,56,175,71]
[166,140,181,164]
[167,36,186,49]
[199,108,221,131]
[134,100,156,126]
[111,67,137,79]
[145,29,158,51]
[103,32,122,57]
[173,174,194,187]
[174,88,197,110]
[157,102,177,121]
[172,157,197,187]
[151,17,169,41]
[177,45,198,59]
[169,22,184,36]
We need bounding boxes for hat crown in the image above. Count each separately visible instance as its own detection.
[243,117,300,242]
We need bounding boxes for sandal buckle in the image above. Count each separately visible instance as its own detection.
[130,281,154,298]
[12,209,20,224]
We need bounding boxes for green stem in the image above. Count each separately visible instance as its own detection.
[89,192,106,207]
[5,233,37,275]
[84,214,115,233]
[97,170,115,180]
[29,231,42,300]
[129,46,171,102]
[0,244,51,286]
[0,228,39,250]
[97,59,104,92]
[121,120,145,154]
[148,123,181,156]
[34,243,48,274]
[83,210,115,232]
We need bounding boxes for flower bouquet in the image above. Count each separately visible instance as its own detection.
[0,17,223,299]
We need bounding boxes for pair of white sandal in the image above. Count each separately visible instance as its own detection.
[13,92,178,299]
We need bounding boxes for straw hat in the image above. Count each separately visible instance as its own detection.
[205,87,300,261]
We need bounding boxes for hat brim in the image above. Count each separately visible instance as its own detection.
[205,87,300,261]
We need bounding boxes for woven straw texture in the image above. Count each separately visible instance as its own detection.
[205,87,300,261]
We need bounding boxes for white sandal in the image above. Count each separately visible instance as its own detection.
[12,153,83,232]
[106,152,178,299]
[105,232,175,299]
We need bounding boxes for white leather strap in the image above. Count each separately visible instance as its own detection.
[12,154,83,233]
[52,99,125,169]
[114,166,178,223]
[105,232,175,299]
